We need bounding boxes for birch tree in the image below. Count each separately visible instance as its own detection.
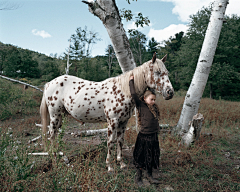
[105,44,116,77]
[173,0,229,141]
[83,0,151,134]
[83,0,136,72]
[129,30,147,66]
[84,0,229,145]
[65,38,72,75]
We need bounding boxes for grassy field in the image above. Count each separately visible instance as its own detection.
[0,78,240,191]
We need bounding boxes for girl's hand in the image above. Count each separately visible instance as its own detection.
[130,75,134,80]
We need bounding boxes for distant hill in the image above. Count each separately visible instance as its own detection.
[0,42,64,81]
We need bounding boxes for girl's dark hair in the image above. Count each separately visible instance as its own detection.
[137,88,160,128]
[143,89,155,98]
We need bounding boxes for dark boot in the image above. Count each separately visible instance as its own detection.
[135,168,144,187]
[146,168,160,184]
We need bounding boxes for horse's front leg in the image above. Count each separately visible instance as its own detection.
[106,120,118,172]
[117,121,128,169]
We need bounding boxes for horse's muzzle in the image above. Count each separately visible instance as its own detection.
[163,86,174,100]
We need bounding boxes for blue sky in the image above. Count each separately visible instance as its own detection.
[1,0,239,57]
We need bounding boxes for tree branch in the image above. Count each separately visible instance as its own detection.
[0,75,43,92]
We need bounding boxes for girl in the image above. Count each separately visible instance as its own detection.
[129,75,161,187]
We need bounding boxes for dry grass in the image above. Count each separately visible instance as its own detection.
[0,83,240,191]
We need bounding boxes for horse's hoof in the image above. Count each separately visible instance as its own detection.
[107,166,114,173]
[120,162,127,169]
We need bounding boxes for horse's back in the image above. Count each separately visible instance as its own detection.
[44,75,110,122]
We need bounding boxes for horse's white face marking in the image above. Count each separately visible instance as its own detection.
[146,58,174,100]
[40,55,173,172]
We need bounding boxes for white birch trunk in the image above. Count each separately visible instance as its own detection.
[174,0,229,137]
[65,38,72,75]
[83,0,136,72]
[83,0,138,132]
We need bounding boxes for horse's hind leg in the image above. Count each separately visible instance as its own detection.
[106,119,118,172]
[117,121,128,169]
[48,110,62,148]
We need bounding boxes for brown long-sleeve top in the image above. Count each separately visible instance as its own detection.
[129,79,160,134]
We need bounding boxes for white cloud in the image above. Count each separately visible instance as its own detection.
[148,24,188,43]
[125,21,139,31]
[157,0,240,22]
[32,29,51,38]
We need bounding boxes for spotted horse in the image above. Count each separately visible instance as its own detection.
[40,54,174,172]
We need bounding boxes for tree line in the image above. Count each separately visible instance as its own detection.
[0,42,61,81]
[162,7,240,101]
[0,6,239,101]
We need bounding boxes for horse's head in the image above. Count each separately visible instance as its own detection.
[145,53,174,100]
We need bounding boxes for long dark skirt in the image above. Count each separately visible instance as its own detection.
[133,132,160,170]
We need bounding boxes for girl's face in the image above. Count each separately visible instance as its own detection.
[144,94,156,106]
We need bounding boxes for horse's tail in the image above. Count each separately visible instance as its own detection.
[40,92,49,151]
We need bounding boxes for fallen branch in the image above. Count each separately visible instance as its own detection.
[71,128,108,137]
[35,123,50,129]
[28,152,70,164]
[0,74,43,92]
[28,152,49,156]
[159,124,170,128]
[28,152,64,156]
[32,123,170,142]
[28,124,50,144]
[28,135,42,144]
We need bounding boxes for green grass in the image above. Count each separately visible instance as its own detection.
[0,78,42,121]
[0,80,240,191]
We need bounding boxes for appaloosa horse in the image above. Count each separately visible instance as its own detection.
[40,54,174,172]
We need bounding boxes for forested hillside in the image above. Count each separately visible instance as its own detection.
[0,42,62,82]
[1,6,239,100]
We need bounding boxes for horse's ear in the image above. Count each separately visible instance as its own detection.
[152,52,156,64]
[161,54,167,63]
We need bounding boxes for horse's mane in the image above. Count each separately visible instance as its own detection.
[109,62,149,97]
[106,58,168,97]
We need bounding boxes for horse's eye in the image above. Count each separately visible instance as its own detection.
[155,71,161,75]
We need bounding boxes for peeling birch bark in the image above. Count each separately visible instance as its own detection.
[0,74,43,92]
[181,113,204,147]
[83,0,136,73]
[174,0,229,136]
